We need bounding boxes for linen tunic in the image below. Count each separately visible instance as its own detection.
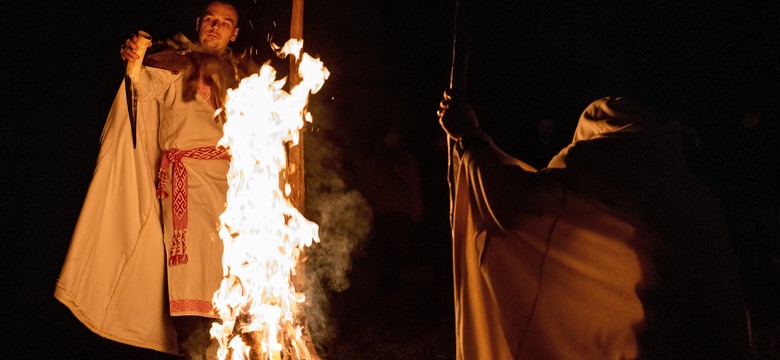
[142,67,229,318]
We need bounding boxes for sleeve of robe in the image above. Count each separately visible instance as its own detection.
[450,138,565,360]
[54,77,179,355]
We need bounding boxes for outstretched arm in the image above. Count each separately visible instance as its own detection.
[437,90,541,232]
[119,33,175,101]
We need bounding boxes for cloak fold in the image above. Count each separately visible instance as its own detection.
[54,80,179,355]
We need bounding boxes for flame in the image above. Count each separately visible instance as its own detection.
[211,39,329,360]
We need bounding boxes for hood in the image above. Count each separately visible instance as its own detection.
[548,97,675,169]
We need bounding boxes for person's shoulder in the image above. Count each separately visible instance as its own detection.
[144,49,191,74]
[142,33,197,74]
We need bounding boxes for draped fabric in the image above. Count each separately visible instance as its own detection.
[55,59,235,353]
[451,97,750,359]
[54,81,179,354]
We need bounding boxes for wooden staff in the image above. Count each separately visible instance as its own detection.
[449,0,471,96]
[447,0,472,226]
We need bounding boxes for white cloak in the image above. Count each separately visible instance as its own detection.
[54,79,179,354]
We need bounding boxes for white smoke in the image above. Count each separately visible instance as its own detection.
[303,128,372,345]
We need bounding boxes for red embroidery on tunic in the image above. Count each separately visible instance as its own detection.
[170,299,214,314]
[157,146,230,266]
[198,77,216,108]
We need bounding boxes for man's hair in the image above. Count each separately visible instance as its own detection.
[200,0,241,19]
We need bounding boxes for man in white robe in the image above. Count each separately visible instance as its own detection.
[54,2,246,357]
[438,94,750,359]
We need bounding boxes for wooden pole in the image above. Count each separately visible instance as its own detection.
[446,0,472,227]
[449,0,471,96]
[287,0,304,213]
[289,0,304,89]
[287,1,319,359]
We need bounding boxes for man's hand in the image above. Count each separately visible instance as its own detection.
[437,89,480,141]
[120,34,141,62]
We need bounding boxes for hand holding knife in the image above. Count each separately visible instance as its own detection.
[120,31,152,149]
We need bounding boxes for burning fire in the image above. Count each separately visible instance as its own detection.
[211,39,329,360]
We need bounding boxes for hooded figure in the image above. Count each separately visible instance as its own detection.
[440,96,749,359]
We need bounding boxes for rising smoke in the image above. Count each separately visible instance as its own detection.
[303,127,373,346]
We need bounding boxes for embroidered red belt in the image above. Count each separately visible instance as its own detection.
[157,146,230,266]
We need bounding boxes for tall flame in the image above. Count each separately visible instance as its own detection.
[211,39,329,360]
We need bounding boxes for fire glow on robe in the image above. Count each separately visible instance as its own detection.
[210,39,329,360]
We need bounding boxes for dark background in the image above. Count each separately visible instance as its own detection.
[4,0,779,358]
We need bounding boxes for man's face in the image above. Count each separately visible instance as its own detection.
[197,2,239,54]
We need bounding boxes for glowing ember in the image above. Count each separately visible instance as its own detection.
[211,39,329,360]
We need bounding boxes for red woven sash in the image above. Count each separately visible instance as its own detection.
[157,146,230,266]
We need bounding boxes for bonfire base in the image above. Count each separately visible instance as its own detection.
[237,326,320,360]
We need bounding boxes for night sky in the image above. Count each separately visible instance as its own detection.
[4,0,779,358]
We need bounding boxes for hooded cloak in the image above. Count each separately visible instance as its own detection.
[451,97,749,359]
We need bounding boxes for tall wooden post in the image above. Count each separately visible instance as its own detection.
[287,1,319,359]
[287,0,304,212]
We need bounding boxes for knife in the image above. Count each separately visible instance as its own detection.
[125,31,152,149]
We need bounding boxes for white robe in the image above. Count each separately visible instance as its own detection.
[55,66,230,354]
[54,78,178,354]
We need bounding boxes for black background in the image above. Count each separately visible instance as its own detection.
[4,0,779,358]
